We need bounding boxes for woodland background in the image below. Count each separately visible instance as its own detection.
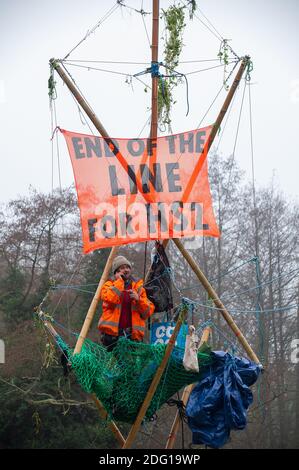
[0,152,298,449]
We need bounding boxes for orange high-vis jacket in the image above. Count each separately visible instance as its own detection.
[98,277,155,341]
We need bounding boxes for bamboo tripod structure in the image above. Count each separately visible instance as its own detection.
[49,0,261,449]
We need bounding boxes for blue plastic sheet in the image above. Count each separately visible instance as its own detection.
[186,351,262,448]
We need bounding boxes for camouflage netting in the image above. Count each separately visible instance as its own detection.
[58,336,212,423]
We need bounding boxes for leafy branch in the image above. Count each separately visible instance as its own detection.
[158,1,197,131]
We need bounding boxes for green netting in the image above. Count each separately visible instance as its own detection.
[57,335,212,423]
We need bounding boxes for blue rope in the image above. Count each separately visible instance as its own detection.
[134,61,190,116]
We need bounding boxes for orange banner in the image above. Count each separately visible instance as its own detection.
[61,127,220,253]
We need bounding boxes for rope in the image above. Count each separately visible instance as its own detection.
[57,63,129,206]
[63,2,121,60]
[51,255,84,317]
[180,256,258,293]
[220,77,247,214]
[196,83,224,129]
[183,0,241,62]
[62,58,231,65]
[153,65,238,201]
[181,0,222,43]
[189,299,299,315]
[62,62,133,77]
[195,4,224,42]
[245,59,254,82]
[173,62,230,76]
[221,267,299,301]
[53,101,62,191]
[50,99,55,194]
[70,93,96,135]
[143,241,148,280]
[141,7,151,47]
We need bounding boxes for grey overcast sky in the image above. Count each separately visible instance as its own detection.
[0,0,298,203]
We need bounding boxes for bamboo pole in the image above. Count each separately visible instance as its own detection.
[90,394,125,446]
[207,56,249,151]
[122,303,189,449]
[49,59,150,202]
[165,327,211,449]
[172,238,261,365]
[74,246,118,355]
[50,59,110,138]
[150,0,160,141]
[49,59,125,355]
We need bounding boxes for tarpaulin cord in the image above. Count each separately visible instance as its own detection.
[143,241,148,280]
[167,395,188,449]
[63,2,121,60]
[247,78,267,420]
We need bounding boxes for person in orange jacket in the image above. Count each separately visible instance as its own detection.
[98,255,155,351]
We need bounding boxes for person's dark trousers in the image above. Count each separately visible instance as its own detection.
[101,333,119,351]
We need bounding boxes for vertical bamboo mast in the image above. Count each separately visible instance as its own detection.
[150,0,160,140]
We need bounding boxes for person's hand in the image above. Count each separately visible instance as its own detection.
[115,271,124,280]
[128,289,139,301]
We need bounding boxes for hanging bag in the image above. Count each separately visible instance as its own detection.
[183,325,200,372]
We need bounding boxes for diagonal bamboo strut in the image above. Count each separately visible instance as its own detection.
[172,238,261,365]
[165,327,211,449]
[50,60,151,205]
[122,303,189,449]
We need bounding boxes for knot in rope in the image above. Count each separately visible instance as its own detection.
[167,398,187,422]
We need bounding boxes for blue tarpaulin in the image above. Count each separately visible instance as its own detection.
[186,351,262,448]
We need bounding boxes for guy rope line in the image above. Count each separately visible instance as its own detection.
[63,2,121,60]
[221,78,247,215]
[62,58,233,64]
[57,62,132,204]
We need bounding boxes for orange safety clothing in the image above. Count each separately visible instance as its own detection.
[98,277,155,341]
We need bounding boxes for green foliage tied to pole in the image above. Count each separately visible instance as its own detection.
[158,2,197,131]
[218,39,231,91]
[48,65,57,101]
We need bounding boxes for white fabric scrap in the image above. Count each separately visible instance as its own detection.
[183,325,200,372]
